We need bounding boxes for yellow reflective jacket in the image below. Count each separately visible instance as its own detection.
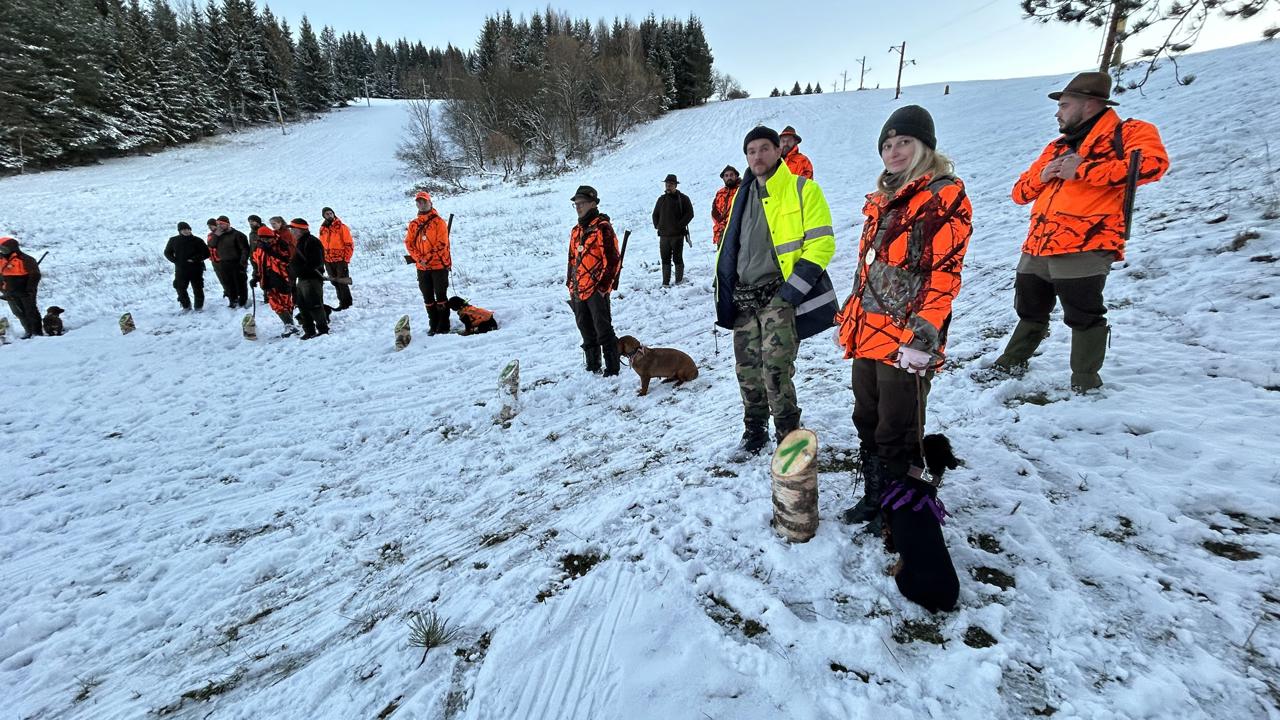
[714,160,837,339]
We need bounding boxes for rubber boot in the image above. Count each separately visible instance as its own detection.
[278,310,299,337]
[863,461,905,536]
[602,342,621,377]
[426,303,440,336]
[1070,324,1109,392]
[993,320,1050,373]
[839,451,883,525]
[583,345,602,373]
[434,303,451,334]
[675,264,684,285]
[661,264,671,287]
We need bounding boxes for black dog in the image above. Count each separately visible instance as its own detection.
[42,306,65,336]
[882,434,961,613]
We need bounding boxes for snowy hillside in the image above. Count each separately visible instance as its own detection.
[2,41,1279,719]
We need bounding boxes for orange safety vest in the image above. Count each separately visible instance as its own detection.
[319,217,354,263]
[460,305,493,325]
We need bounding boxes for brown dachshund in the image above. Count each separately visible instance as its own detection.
[617,335,698,396]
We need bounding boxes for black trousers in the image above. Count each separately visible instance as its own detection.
[851,359,931,474]
[219,260,248,305]
[325,261,353,308]
[294,278,328,334]
[659,235,685,284]
[571,292,616,350]
[416,268,449,304]
[173,268,204,309]
[5,287,42,336]
[1014,272,1107,330]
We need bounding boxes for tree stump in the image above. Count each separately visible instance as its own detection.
[394,315,411,351]
[771,428,819,542]
[496,359,520,423]
[242,314,257,341]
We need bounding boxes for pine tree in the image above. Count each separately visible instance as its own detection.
[790,81,802,96]
[292,15,328,110]
[319,25,343,104]
[770,87,780,97]
[813,82,823,94]
[803,83,812,95]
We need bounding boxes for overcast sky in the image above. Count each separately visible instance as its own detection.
[257,1,1279,95]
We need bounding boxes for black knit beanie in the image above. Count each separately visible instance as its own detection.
[878,105,936,153]
[742,126,780,154]
[177,221,191,231]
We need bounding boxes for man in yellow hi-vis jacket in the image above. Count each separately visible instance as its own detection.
[715,125,837,458]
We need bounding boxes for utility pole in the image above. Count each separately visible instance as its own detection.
[364,77,371,107]
[857,56,870,91]
[272,89,286,135]
[889,42,915,100]
[1099,0,1127,71]
[421,78,428,99]
[839,69,850,92]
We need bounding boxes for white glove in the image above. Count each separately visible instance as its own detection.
[895,346,932,375]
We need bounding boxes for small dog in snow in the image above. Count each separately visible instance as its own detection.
[882,434,961,613]
[42,306,65,336]
[616,335,698,396]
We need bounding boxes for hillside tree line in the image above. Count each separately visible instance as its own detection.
[398,11,719,182]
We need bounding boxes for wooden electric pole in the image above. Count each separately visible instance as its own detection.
[889,42,915,100]
[364,77,371,107]
[1099,1,1127,71]
[857,56,870,91]
[839,69,850,92]
[272,89,286,135]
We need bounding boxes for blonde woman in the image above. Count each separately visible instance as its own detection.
[834,105,973,536]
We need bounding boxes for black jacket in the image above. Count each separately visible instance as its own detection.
[214,228,250,265]
[652,191,694,237]
[164,234,211,269]
[289,232,325,281]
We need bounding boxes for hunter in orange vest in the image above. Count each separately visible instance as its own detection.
[992,72,1169,392]
[405,191,453,335]
[320,206,355,310]
[780,126,813,179]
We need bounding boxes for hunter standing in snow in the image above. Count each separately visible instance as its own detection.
[651,174,694,286]
[250,225,298,336]
[710,165,739,246]
[992,71,1169,392]
[567,185,621,376]
[320,206,354,311]
[404,192,452,335]
[714,126,837,459]
[288,219,329,339]
[0,236,44,338]
[834,106,973,535]
[213,215,250,308]
[164,221,210,311]
[780,126,814,180]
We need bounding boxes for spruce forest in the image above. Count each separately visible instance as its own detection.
[0,0,715,174]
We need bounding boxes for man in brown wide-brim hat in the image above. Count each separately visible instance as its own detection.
[991,71,1170,392]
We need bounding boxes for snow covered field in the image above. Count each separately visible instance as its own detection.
[2,41,1279,720]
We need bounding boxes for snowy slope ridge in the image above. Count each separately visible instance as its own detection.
[2,42,1279,720]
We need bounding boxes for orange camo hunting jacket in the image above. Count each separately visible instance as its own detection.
[1012,109,1168,260]
[405,210,451,271]
[711,185,737,245]
[836,173,973,368]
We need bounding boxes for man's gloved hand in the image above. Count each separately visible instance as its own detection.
[895,346,932,375]
[249,278,258,288]
[403,254,415,265]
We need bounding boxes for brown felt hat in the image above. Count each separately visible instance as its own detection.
[1049,72,1119,106]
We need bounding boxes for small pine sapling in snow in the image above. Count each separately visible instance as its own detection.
[407,610,460,667]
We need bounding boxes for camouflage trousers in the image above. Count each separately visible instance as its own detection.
[733,295,800,433]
